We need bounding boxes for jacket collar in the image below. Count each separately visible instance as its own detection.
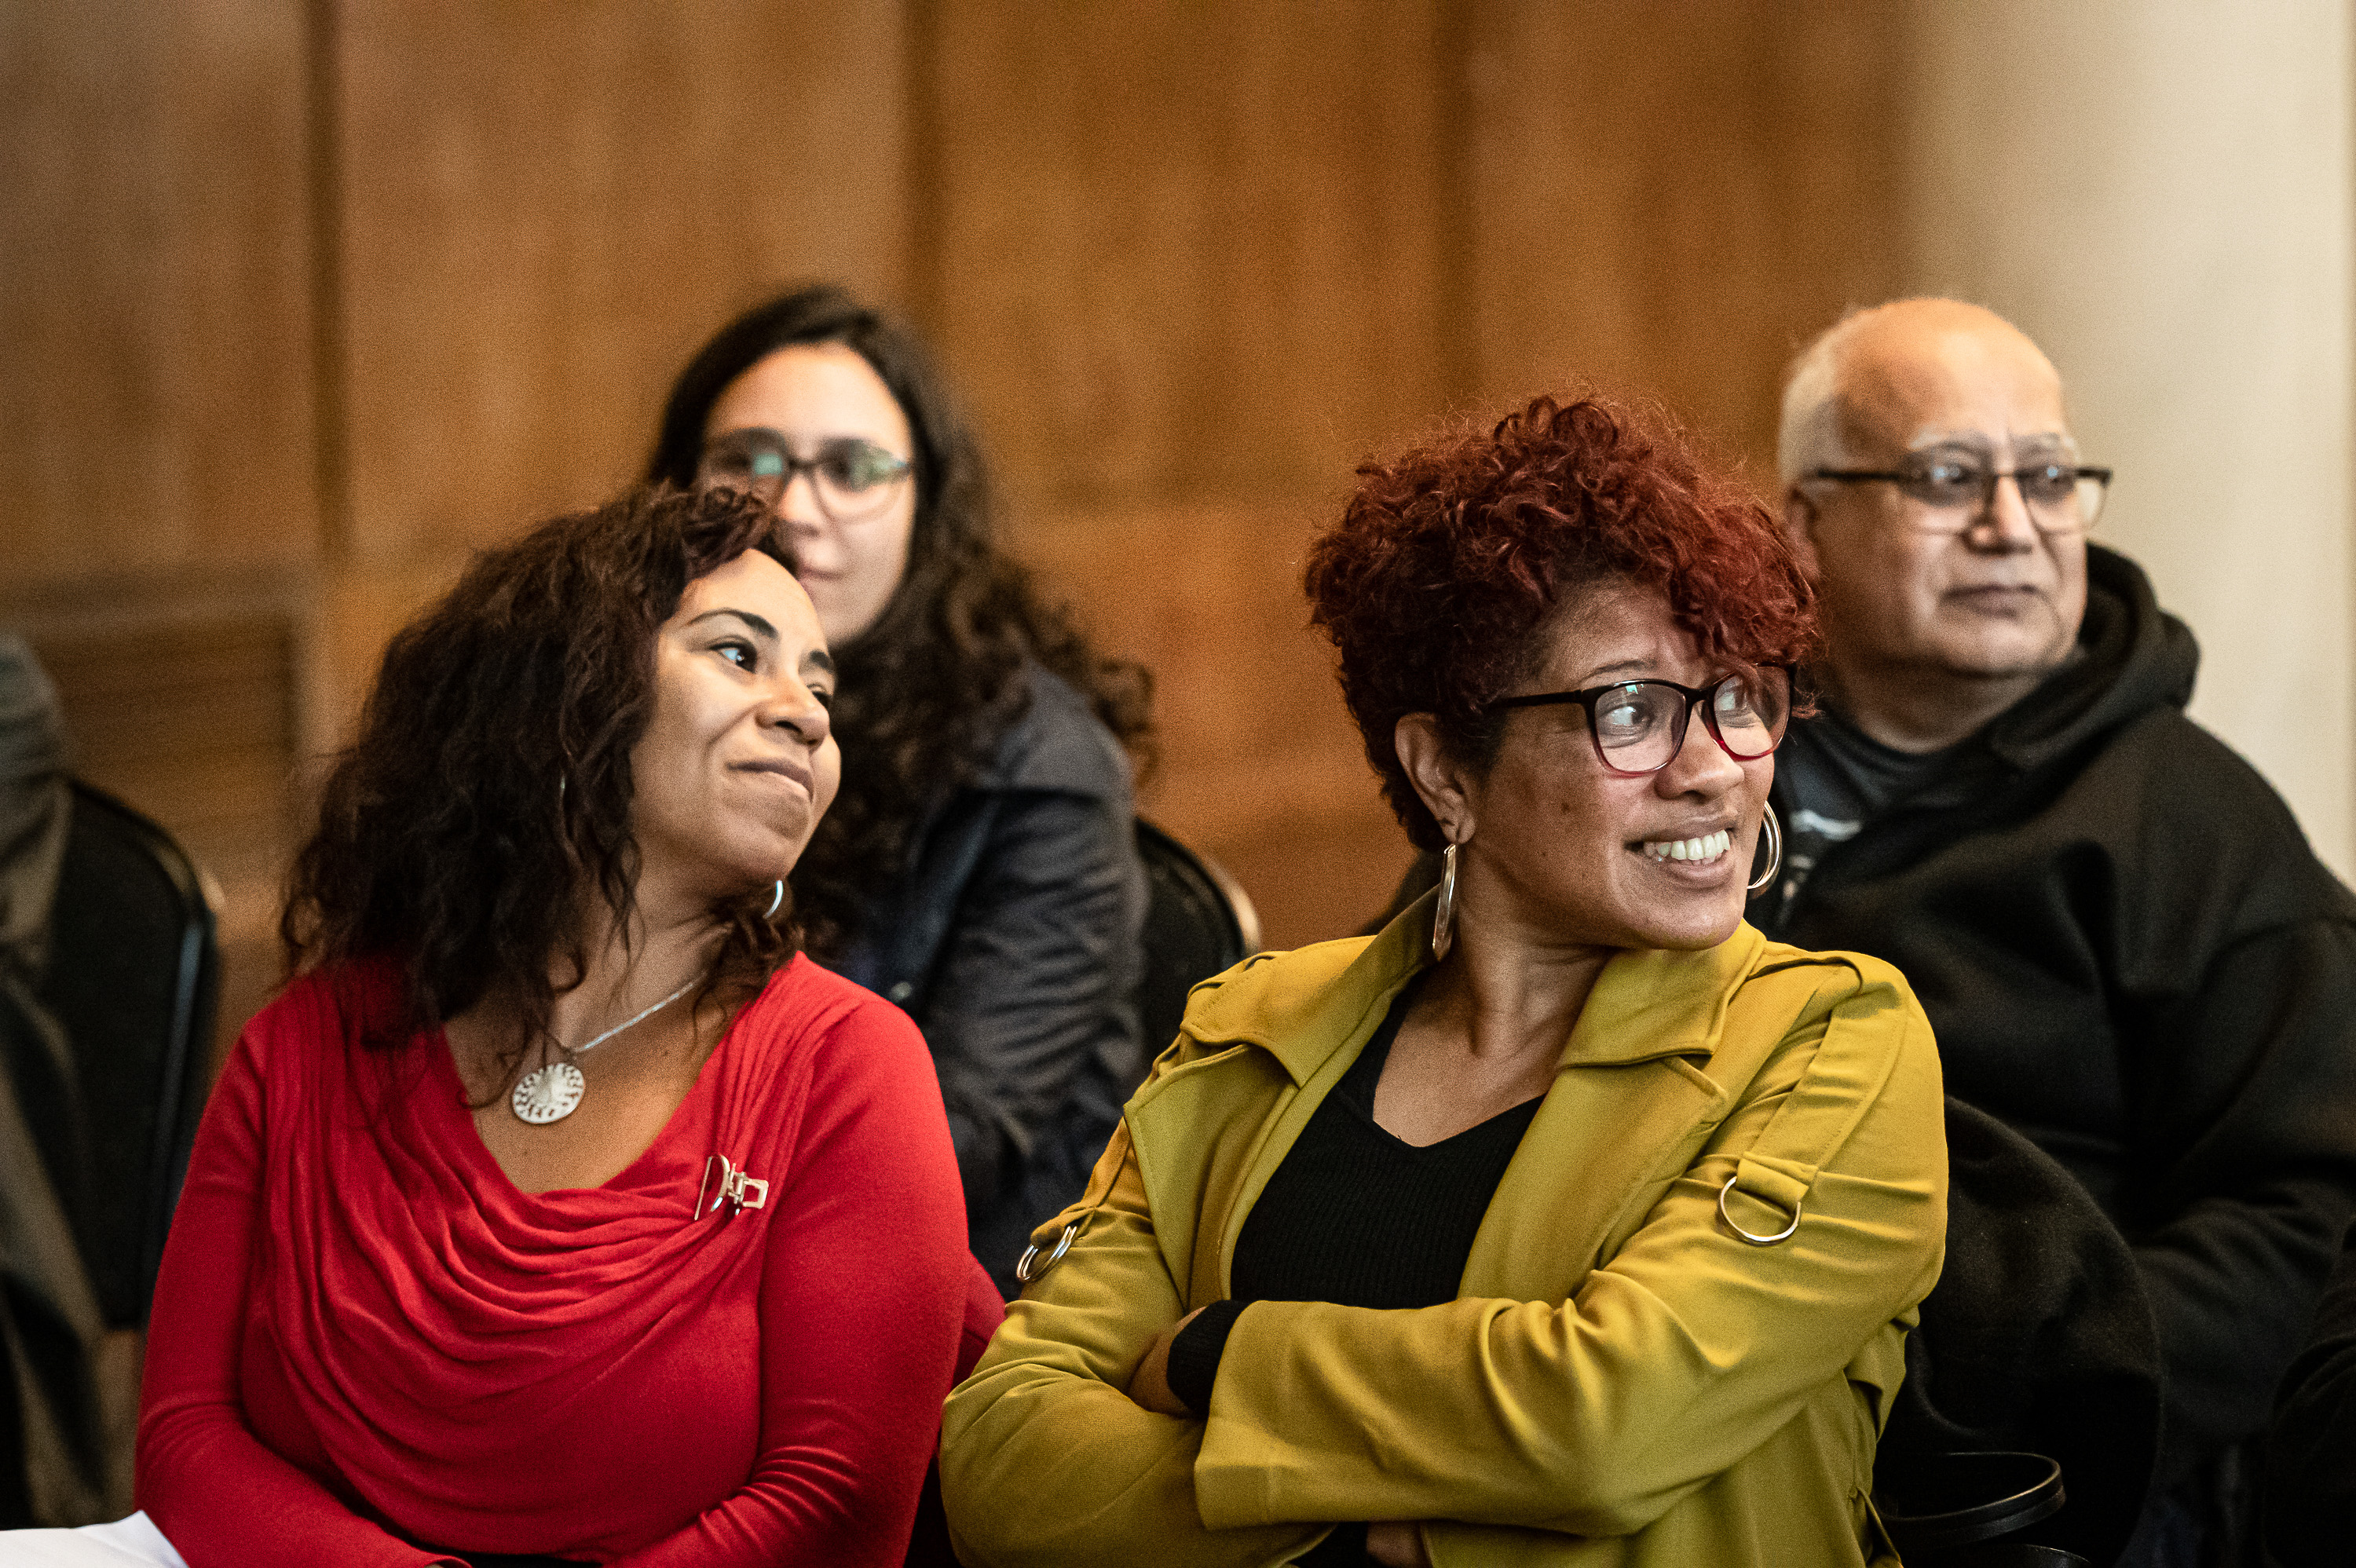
[1181,890,1768,1087]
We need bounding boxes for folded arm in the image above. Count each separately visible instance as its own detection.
[1193,974,1946,1537]
[946,968,1944,1559]
[938,1124,1326,1568]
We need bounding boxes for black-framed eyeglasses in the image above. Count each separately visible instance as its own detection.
[1809,456,2111,535]
[1489,670,1791,777]
[696,428,913,524]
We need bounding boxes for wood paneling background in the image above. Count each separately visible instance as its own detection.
[1462,0,1905,468]
[335,0,911,564]
[917,0,1459,507]
[916,0,1465,945]
[0,1,317,587]
[2,0,1908,1052]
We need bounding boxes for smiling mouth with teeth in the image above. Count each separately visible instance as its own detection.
[1641,828,1732,864]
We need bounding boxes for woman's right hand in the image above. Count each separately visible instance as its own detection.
[1367,1521,1433,1566]
[1125,1306,1203,1415]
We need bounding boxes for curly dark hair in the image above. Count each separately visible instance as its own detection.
[648,284,1151,954]
[282,485,798,1066]
[1304,393,1820,851]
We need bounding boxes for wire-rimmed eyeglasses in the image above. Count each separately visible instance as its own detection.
[696,427,913,524]
[1809,455,2111,535]
[1489,671,1791,777]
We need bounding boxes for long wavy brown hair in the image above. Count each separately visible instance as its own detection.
[648,284,1151,955]
[282,486,799,1066]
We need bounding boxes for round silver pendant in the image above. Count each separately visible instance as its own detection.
[511,1060,585,1124]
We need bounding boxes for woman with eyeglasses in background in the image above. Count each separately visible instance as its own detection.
[939,395,1948,1567]
[649,286,1153,1293]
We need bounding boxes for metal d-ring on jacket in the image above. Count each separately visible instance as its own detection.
[939,896,1949,1567]
[831,666,1147,1295]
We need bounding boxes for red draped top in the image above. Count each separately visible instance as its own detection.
[137,955,1001,1566]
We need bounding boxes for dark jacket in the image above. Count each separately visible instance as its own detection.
[2266,1218,2356,1565]
[0,634,108,1526]
[1758,546,2356,1548]
[832,667,1146,1294]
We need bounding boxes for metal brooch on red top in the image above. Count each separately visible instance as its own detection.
[694,1153,770,1219]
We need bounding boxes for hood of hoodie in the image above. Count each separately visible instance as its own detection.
[1979,543,2200,774]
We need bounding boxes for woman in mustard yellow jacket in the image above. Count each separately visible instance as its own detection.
[938,395,1947,1567]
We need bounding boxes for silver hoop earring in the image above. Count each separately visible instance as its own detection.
[1431,840,1461,961]
[763,879,785,920]
[1746,801,1783,896]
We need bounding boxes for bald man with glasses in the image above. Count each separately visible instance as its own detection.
[1765,298,2356,1565]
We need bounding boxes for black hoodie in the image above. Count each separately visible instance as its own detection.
[1760,545,2356,1504]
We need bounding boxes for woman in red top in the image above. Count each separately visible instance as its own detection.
[107,488,994,1566]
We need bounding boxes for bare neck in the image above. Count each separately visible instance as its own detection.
[1809,656,2039,755]
[1423,904,1612,1067]
[543,890,724,1048]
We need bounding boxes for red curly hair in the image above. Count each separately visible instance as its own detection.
[1305,394,1819,850]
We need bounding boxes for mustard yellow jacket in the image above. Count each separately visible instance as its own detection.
[939,902,1947,1566]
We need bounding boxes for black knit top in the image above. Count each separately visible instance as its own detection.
[1165,978,1545,1563]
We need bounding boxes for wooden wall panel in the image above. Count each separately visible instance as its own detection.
[2,0,1919,985]
[36,617,298,901]
[920,2,1461,947]
[1016,502,1413,948]
[335,0,913,565]
[919,0,1460,514]
[914,1,1908,949]
[1,0,315,1078]
[0,0,316,587]
[1462,0,1907,473]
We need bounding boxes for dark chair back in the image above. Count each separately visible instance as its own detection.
[1130,820,1259,1076]
[35,780,219,1329]
[1875,1098,2160,1568]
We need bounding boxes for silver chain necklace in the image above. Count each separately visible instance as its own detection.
[510,971,704,1125]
